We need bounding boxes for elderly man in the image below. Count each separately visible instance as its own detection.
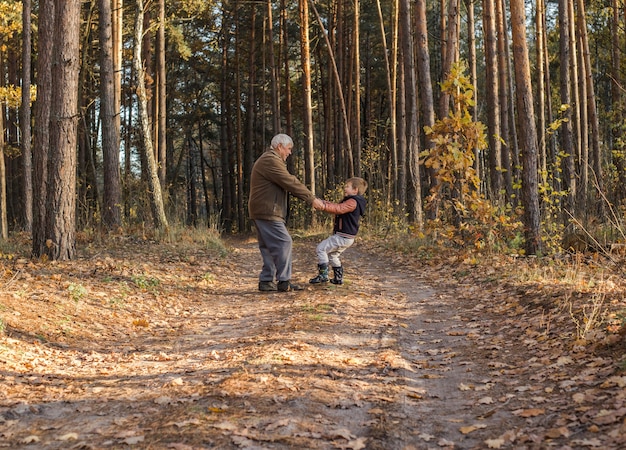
[248,134,324,292]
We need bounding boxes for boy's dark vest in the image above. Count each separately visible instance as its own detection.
[334,195,366,238]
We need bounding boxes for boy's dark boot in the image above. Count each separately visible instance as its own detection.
[330,266,343,285]
[309,263,329,284]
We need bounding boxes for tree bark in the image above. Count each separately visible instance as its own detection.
[611,0,625,202]
[32,0,54,255]
[440,0,459,118]
[45,0,82,260]
[21,0,33,233]
[267,0,280,134]
[575,0,603,201]
[535,0,547,177]
[415,0,437,218]
[99,0,122,229]
[299,0,315,194]
[558,0,576,216]
[353,0,361,177]
[510,0,541,255]
[399,0,422,228]
[310,0,354,178]
[482,0,501,201]
[133,0,168,233]
[157,0,167,186]
[376,0,397,199]
[495,0,512,202]
[0,99,6,240]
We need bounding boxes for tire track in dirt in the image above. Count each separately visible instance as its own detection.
[341,246,514,449]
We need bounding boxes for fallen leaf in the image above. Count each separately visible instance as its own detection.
[154,396,173,405]
[513,408,544,417]
[459,424,487,434]
[20,436,40,444]
[326,428,355,440]
[123,435,145,445]
[545,426,570,438]
[346,437,367,449]
[485,438,505,448]
[266,418,290,431]
[57,433,79,441]
[212,421,237,431]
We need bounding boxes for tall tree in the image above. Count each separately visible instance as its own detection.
[558,0,576,216]
[482,0,501,200]
[376,0,396,198]
[440,0,459,118]
[495,0,512,201]
[399,0,422,227]
[0,101,6,239]
[416,0,437,218]
[267,0,280,134]
[156,0,166,186]
[134,0,168,232]
[353,0,361,177]
[611,0,625,202]
[575,0,603,202]
[99,0,122,229]
[536,0,547,177]
[21,0,32,232]
[32,0,54,256]
[310,0,353,177]
[299,0,315,194]
[44,0,82,260]
[510,0,540,255]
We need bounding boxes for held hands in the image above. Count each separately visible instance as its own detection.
[312,198,325,211]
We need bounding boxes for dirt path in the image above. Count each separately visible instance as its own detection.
[1,236,625,449]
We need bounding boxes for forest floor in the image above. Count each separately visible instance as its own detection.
[1,232,626,449]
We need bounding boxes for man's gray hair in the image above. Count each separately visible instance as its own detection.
[271,134,293,150]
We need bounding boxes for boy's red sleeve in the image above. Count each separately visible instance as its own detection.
[322,198,357,215]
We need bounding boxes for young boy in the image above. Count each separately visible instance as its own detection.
[309,177,368,285]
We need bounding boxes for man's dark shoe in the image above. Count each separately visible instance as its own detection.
[277,280,304,292]
[259,281,278,291]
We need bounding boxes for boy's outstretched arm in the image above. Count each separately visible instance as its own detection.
[320,198,357,215]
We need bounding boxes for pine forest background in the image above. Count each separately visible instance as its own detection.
[1,0,626,260]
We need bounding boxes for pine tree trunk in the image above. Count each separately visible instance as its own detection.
[46,0,82,260]
[496,0,512,202]
[558,0,577,216]
[510,0,541,255]
[0,103,7,240]
[99,0,122,229]
[21,0,33,233]
[535,0,547,178]
[482,0,502,201]
[134,0,168,233]
[299,0,315,195]
[157,0,167,186]
[399,0,422,228]
[32,0,54,256]
[576,0,603,202]
[416,0,437,219]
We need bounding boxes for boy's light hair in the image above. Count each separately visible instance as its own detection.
[347,177,368,195]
